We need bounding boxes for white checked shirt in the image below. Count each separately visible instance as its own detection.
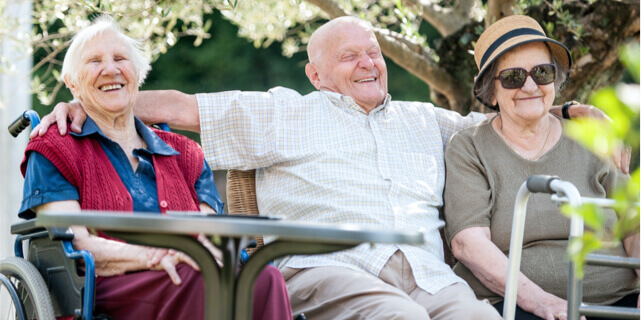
[197,87,485,294]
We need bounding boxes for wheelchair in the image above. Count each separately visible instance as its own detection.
[1,111,96,320]
[1,111,227,320]
[503,175,640,320]
[1,111,307,320]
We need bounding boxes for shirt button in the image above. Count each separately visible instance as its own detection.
[34,189,40,195]
[134,173,140,178]
[160,200,168,208]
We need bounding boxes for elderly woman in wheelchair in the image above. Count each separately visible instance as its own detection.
[442,15,639,320]
[18,15,292,320]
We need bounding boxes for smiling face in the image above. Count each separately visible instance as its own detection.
[492,42,556,122]
[65,30,138,118]
[306,19,388,113]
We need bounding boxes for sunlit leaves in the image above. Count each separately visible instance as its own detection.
[561,203,604,231]
[565,118,617,159]
[562,42,640,280]
[566,232,603,279]
[3,0,222,104]
[619,43,640,83]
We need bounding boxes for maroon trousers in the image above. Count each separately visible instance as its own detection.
[93,264,292,320]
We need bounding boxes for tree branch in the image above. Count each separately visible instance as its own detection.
[374,28,467,108]
[304,0,349,18]
[403,0,480,37]
[30,41,70,75]
[485,0,515,26]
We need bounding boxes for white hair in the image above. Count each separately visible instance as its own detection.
[61,15,151,88]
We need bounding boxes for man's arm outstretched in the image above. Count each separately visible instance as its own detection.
[31,90,200,137]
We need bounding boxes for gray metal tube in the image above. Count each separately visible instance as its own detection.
[579,305,640,319]
[503,182,532,320]
[585,254,640,269]
[546,180,583,320]
[550,195,639,209]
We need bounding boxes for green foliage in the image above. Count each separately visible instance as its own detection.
[4,0,223,105]
[4,0,444,105]
[620,43,640,83]
[561,203,604,231]
[517,0,589,43]
[562,42,640,279]
[31,11,431,132]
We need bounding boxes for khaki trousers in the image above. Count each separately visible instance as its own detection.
[283,250,501,320]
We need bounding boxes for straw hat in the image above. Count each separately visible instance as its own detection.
[473,15,572,105]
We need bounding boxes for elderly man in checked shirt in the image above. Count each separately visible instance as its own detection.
[37,16,617,320]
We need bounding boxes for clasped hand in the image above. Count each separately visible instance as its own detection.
[145,234,223,285]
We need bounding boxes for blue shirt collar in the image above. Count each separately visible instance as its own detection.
[71,116,179,156]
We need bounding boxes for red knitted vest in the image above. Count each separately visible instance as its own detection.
[21,124,204,214]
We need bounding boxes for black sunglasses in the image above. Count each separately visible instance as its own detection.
[494,64,556,89]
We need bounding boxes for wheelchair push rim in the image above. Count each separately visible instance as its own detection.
[0,256,55,320]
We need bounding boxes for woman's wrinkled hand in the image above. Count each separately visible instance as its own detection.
[149,249,200,286]
[529,293,585,320]
[197,233,223,267]
[145,247,170,269]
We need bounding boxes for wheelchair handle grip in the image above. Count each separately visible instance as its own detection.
[526,175,560,194]
[8,110,40,137]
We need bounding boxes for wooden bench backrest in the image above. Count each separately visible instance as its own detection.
[226,169,264,253]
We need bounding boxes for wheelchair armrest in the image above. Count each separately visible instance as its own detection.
[10,219,45,235]
[47,227,74,241]
[11,219,74,241]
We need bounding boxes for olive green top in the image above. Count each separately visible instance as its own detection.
[443,115,638,305]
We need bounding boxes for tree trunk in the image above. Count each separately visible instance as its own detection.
[529,1,640,105]
[434,0,639,114]
[431,22,487,114]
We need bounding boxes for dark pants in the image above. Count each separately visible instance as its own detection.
[94,263,292,320]
[493,293,639,320]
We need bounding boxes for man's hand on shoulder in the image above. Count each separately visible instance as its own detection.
[30,101,86,138]
[557,103,630,174]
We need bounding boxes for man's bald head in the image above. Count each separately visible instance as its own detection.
[304,16,387,113]
[307,17,376,65]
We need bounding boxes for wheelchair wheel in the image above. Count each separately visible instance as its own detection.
[0,272,26,320]
[0,256,55,320]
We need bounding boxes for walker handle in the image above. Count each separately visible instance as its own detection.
[526,175,559,194]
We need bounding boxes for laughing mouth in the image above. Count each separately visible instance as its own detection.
[517,96,542,101]
[99,84,123,91]
[355,77,376,83]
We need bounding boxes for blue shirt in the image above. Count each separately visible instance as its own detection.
[20,117,223,218]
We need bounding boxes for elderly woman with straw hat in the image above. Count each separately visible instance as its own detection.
[442,15,639,320]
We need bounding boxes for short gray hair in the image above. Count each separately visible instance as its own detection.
[475,42,569,111]
[61,15,151,89]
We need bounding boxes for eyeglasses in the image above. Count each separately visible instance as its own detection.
[494,64,557,89]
